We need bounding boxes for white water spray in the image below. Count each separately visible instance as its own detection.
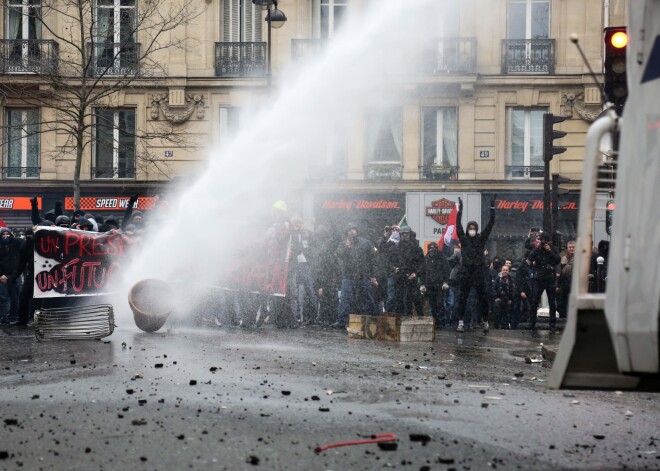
[114,0,446,324]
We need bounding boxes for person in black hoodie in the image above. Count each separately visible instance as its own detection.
[10,227,35,326]
[312,225,340,326]
[332,223,378,328]
[492,264,516,329]
[421,242,451,326]
[0,228,21,324]
[454,195,496,333]
[513,255,533,329]
[395,227,425,316]
[528,232,561,332]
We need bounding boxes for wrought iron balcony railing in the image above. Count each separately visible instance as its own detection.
[92,166,135,179]
[420,164,459,181]
[365,162,403,181]
[428,37,476,74]
[505,165,545,179]
[501,39,555,74]
[86,42,140,77]
[215,42,266,77]
[2,166,40,179]
[0,40,58,74]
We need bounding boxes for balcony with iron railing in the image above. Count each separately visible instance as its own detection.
[86,42,140,77]
[2,166,40,179]
[0,40,58,74]
[92,166,135,180]
[428,37,476,74]
[420,164,459,181]
[215,42,266,77]
[505,165,545,179]
[364,162,403,181]
[501,39,555,74]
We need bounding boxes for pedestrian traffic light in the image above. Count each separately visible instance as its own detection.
[605,200,615,235]
[604,26,628,111]
[543,113,567,163]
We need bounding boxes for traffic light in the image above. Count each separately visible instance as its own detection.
[543,113,567,163]
[605,200,615,235]
[604,26,628,111]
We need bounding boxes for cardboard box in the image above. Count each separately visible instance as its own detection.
[347,314,435,342]
[347,314,379,339]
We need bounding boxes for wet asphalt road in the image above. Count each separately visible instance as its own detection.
[1,322,659,471]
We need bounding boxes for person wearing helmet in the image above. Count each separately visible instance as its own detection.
[332,223,378,329]
[528,232,561,332]
[454,195,497,334]
[54,215,71,228]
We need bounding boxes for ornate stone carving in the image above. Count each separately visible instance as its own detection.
[151,92,205,124]
[563,91,601,123]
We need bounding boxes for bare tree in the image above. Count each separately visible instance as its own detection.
[0,0,202,209]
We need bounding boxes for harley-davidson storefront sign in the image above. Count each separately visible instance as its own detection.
[314,193,405,242]
[425,198,455,225]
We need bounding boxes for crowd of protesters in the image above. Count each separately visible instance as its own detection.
[217,198,609,334]
[1,196,610,334]
[0,195,144,327]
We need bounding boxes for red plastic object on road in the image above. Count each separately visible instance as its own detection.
[314,433,397,453]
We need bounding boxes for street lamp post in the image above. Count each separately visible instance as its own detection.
[252,0,287,88]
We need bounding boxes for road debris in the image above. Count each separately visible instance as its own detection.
[315,433,397,453]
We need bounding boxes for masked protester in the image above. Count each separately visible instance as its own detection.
[10,228,35,326]
[420,242,451,326]
[390,226,424,316]
[0,228,21,324]
[454,195,496,334]
[332,223,378,329]
[492,264,516,329]
[528,233,561,332]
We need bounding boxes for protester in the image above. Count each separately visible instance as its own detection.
[333,223,378,329]
[492,264,516,329]
[453,195,496,333]
[288,216,317,325]
[0,228,21,324]
[421,241,451,326]
[528,233,561,332]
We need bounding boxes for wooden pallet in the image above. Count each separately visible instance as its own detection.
[347,314,435,342]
